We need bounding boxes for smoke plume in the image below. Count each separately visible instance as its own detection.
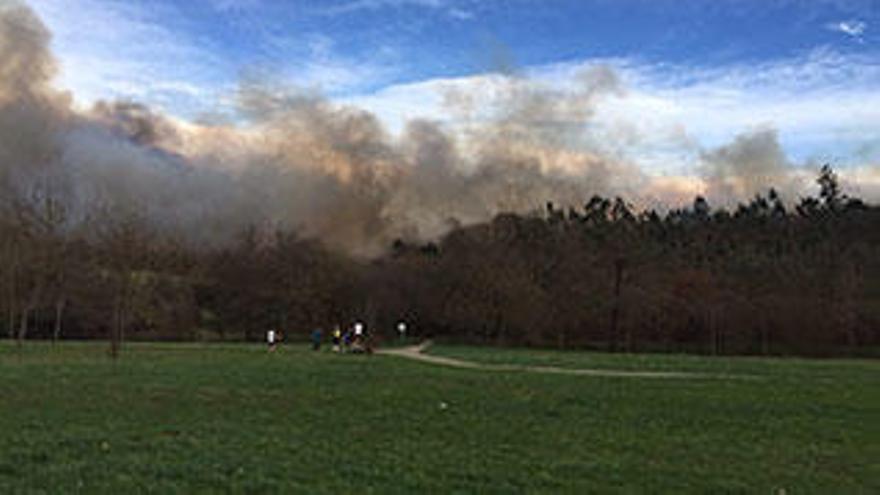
[0,2,849,255]
[699,128,808,205]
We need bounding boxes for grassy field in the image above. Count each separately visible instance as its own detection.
[427,343,880,374]
[1,341,878,493]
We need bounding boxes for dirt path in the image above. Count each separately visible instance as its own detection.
[378,341,741,380]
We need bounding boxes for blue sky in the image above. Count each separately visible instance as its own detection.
[30,0,880,94]
[25,0,880,177]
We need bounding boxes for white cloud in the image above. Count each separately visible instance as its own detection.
[259,33,398,96]
[318,0,474,20]
[448,7,475,20]
[27,0,405,116]
[344,49,880,176]
[27,0,229,114]
[209,0,264,13]
[826,19,867,39]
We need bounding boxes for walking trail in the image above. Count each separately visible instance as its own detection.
[378,341,747,380]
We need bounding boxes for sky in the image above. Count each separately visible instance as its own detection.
[24,0,880,177]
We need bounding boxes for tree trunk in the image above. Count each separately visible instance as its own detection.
[6,305,13,340]
[708,309,717,356]
[17,304,31,345]
[7,248,17,340]
[110,272,133,359]
[761,326,770,356]
[557,326,567,350]
[110,294,122,359]
[6,289,14,340]
[52,298,65,343]
[708,309,724,356]
[608,258,624,352]
[493,310,504,346]
[18,281,44,345]
[120,301,127,346]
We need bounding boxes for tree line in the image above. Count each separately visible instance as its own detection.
[1,165,877,357]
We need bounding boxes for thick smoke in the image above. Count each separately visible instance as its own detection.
[0,2,849,256]
[700,128,806,205]
[0,2,66,187]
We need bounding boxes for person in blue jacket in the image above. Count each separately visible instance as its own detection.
[311,328,322,351]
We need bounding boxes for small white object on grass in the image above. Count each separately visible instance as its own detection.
[439,401,448,410]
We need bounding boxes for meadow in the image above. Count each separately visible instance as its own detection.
[1,341,877,493]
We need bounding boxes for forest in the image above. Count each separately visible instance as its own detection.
[2,165,877,357]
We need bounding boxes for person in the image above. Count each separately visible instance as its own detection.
[331,325,342,353]
[352,321,366,353]
[267,328,277,352]
[342,328,353,353]
[397,321,407,342]
[311,328,322,351]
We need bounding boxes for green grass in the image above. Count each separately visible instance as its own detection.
[427,343,880,375]
[1,341,878,493]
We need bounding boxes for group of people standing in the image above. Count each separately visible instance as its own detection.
[325,321,370,354]
[268,320,409,353]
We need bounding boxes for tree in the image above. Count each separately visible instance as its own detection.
[817,164,843,212]
[90,208,154,358]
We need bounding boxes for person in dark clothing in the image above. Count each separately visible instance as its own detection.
[311,328,322,351]
[342,328,353,353]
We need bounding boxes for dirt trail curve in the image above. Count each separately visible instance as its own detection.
[378,341,750,380]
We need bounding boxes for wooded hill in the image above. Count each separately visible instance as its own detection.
[2,165,877,357]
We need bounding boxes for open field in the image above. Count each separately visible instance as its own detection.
[427,344,880,375]
[1,341,878,493]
